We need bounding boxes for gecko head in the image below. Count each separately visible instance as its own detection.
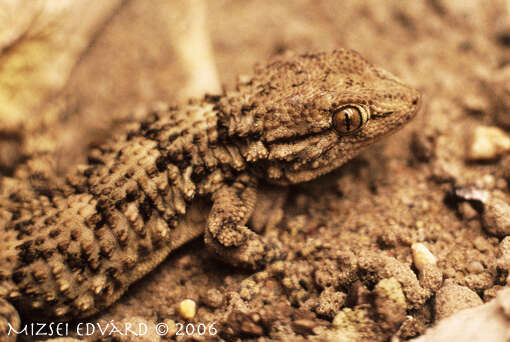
[218,49,421,184]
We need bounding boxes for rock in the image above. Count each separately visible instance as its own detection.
[411,243,443,291]
[501,237,510,257]
[466,126,510,161]
[474,174,496,190]
[481,192,510,237]
[461,92,490,115]
[431,158,462,183]
[374,278,407,331]
[412,243,438,273]
[358,252,432,308]
[467,261,485,274]
[453,188,510,238]
[228,311,264,336]
[177,299,197,320]
[458,202,479,220]
[329,307,379,341]
[434,281,483,320]
[292,319,317,335]
[454,186,490,203]
[315,287,347,319]
[397,316,426,340]
[497,237,510,275]
[419,263,443,292]
[412,287,510,342]
[200,288,224,308]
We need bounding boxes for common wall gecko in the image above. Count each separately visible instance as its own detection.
[0,49,420,340]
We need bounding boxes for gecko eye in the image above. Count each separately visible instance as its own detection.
[332,105,371,135]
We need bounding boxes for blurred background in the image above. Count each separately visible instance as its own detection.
[1,1,510,341]
[0,0,508,175]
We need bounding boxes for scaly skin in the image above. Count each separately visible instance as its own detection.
[0,49,420,340]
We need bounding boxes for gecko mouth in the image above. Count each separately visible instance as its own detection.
[371,111,394,118]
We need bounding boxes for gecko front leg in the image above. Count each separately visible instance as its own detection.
[205,173,285,269]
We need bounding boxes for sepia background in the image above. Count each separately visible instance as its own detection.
[1,1,509,341]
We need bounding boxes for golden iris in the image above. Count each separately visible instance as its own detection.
[332,105,370,135]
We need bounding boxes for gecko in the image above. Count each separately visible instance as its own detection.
[0,49,420,340]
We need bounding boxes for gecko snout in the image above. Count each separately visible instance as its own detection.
[411,92,422,111]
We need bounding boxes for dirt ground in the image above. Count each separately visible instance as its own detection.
[1,0,510,341]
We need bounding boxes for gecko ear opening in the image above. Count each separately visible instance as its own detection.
[332,105,371,135]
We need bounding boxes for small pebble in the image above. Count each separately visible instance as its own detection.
[467,261,484,274]
[458,202,479,220]
[397,316,424,340]
[434,281,483,320]
[177,299,197,320]
[473,236,491,252]
[474,174,496,189]
[454,186,490,203]
[201,289,224,308]
[431,158,461,182]
[496,178,508,190]
[281,277,293,289]
[418,263,443,292]
[332,307,372,332]
[497,237,510,272]
[411,243,437,273]
[315,287,347,319]
[374,278,407,332]
[501,237,510,256]
[466,125,510,161]
[292,319,317,335]
[483,286,503,301]
[239,313,264,336]
[462,93,490,115]
[481,192,510,237]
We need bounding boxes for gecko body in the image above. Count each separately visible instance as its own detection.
[0,49,420,340]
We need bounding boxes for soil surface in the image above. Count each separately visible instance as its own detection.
[1,0,510,341]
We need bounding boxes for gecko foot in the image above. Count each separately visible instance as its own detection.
[205,175,286,270]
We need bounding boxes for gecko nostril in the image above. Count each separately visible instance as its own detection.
[412,97,419,106]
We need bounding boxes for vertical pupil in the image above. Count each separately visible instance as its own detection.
[344,112,352,131]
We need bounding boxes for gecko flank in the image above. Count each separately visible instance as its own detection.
[0,49,420,338]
